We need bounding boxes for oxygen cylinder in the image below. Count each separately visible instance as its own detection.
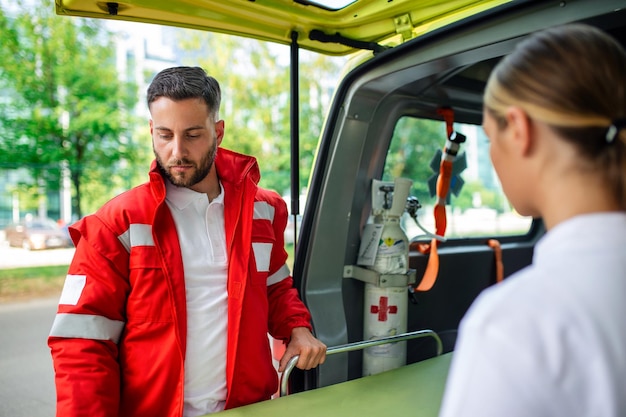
[362,284,408,375]
[363,177,412,376]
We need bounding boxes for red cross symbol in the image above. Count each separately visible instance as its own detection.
[370,296,398,322]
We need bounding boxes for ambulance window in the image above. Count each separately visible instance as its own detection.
[382,116,533,239]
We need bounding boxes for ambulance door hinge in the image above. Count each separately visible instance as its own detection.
[394,14,413,41]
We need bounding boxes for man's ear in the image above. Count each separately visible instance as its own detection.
[215,120,225,146]
[504,107,533,156]
[149,119,154,136]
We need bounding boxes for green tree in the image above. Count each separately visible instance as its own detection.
[385,117,505,214]
[384,116,449,206]
[453,180,499,211]
[297,52,341,194]
[0,0,138,219]
[175,30,344,200]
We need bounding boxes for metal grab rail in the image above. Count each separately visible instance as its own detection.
[279,329,443,397]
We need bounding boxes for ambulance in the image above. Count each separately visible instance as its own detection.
[52,1,626,415]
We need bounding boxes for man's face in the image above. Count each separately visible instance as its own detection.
[150,97,224,193]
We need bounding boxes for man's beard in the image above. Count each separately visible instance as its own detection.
[155,141,217,188]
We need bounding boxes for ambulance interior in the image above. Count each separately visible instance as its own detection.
[290,2,626,393]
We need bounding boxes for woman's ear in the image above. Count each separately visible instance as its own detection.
[504,107,533,157]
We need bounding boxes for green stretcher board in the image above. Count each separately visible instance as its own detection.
[213,352,453,417]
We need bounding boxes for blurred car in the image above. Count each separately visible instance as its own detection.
[4,218,73,250]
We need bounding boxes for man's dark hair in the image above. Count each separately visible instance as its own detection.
[147,66,221,120]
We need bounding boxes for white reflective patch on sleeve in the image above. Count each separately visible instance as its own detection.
[253,201,275,222]
[58,274,86,306]
[118,229,131,253]
[118,224,154,252]
[49,313,125,343]
[129,224,154,247]
[252,242,272,272]
[267,264,291,286]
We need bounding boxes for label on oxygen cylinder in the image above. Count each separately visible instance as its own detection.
[371,237,408,274]
[369,218,408,275]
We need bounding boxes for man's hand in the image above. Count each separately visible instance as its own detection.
[278,327,327,372]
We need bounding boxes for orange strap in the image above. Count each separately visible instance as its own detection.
[438,107,455,139]
[411,107,455,293]
[412,239,504,290]
[487,239,504,283]
[414,238,439,291]
[433,177,450,235]
[434,108,455,237]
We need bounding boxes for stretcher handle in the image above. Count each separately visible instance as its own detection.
[280,329,443,397]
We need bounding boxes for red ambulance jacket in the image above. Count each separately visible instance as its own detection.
[48,148,312,417]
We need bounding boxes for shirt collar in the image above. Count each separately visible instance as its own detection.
[165,178,224,210]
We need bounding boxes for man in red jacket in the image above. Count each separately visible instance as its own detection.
[48,66,326,417]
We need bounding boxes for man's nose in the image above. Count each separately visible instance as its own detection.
[171,136,186,160]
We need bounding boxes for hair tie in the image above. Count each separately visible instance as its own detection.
[606,117,626,143]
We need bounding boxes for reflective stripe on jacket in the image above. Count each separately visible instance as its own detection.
[48,148,312,417]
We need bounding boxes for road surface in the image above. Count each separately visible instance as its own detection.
[0,242,72,416]
[0,297,57,417]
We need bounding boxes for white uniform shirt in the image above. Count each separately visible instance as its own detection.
[439,213,626,417]
[165,180,228,416]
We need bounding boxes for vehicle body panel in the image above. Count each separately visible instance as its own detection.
[55,0,510,55]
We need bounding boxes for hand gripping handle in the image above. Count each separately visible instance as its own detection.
[279,329,443,397]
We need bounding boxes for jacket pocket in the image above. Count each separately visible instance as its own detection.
[127,246,172,322]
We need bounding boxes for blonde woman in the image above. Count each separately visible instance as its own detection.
[439,24,626,417]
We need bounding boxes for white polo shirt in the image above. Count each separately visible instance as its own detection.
[165,179,228,416]
[439,212,626,417]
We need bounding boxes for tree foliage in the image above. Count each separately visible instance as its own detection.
[0,0,138,218]
[0,2,343,220]
[384,117,448,205]
[175,30,344,200]
[384,116,505,214]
